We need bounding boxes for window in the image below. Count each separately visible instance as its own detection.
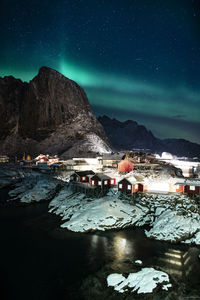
[135,184,138,189]
[92,180,94,185]
[119,184,122,188]
[82,176,86,180]
[127,185,131,190]
[111,179,114,184]
[98,181,101,186]
[190,185,195,191]
[104,180,108,185]
[76,177,79,181]
[177,185,180,189]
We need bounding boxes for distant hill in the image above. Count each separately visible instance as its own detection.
[98,115,200,158]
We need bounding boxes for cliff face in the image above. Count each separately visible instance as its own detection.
[0,67,110,158]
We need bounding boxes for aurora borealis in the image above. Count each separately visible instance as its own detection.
[0,0,200,143]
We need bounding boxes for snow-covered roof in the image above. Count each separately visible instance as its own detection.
[74,170,95,177]
[118,177,137,185]
[92,173,111,180]
[175,179,200,186]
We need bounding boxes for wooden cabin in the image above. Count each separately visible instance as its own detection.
[90,173,111,189]
[118,178,144,194]
[70,170,95,183]
[175,180,200,195]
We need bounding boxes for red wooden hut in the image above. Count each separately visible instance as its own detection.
[90,173,111,189]
[70,170,95,183]
[118,159,134,173]
[118,177,144,194]
[175,180,200,195]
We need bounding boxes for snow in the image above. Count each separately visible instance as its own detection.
[183,231,200,245]
[135,260,142,265]
[6,173,200,245]
[49,188,149,232]
[82,133,111,154]
[8,175,60,203]
[107,267,171,294]
[145,210,200,243]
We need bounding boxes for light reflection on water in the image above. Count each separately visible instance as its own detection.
[87,229,200,284]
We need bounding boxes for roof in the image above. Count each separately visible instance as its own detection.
[175,179,200,187]
[118,177,137,185]
[66,159,76,165]
[74,170,95,177]
[92,173,111,180]
[102,153,123,160]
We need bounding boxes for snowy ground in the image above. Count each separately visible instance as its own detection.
[107,267,171,294]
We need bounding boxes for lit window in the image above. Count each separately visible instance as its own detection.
[127,185,131,190]
[119,184,122,188]
[82,176,85,180]
[177,185,180,189]
[190,185,195,191]
[111,179,114,184]
[76,177,79,181]
[98,181,101,186]
[92,180,94,185]
[135,184,138,189]
[104,180,108,185]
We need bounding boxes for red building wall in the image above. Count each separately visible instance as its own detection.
[110,178,116,186]
[118,178,132,194]
[133,183,144,193]
[184,185,200,195]
[176,185,184,193]
[80,176,89,183]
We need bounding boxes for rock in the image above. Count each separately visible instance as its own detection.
[145,210,200,243]
[8,174,60,203]
[0,67,110,158]
[49,187,148,232]
[107,267,171,294]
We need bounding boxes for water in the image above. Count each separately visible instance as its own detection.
[0,189,200,300]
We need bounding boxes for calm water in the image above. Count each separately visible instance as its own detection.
[0,188,200,300]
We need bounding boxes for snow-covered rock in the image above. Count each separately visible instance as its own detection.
[145,210,200,243]
[49,189,149,232]
[8,175,60,203]
[107,267,171,294]
[183,231,200,245]
[135,260,142,265]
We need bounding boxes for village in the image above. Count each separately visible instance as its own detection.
[1,150,200,198]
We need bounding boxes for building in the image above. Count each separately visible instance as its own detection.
[175,179,200,195]
[73,157,103,172]
[90,173,111,189]
[102,153,123,168]
[118,177,144,194]
[70,170,95,183]
[118,159,134,173]
[0,155,9,163]
[50,162,67,172]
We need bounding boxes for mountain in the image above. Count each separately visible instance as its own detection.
[0,67,110,158]
[98,115,200,158]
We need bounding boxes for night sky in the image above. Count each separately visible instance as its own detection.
[0,0,200,144]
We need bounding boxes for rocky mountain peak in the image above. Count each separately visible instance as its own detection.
[0,67,110,158]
